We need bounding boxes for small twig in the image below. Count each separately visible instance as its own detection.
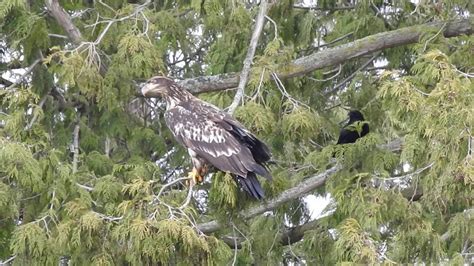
[410,176,420,202]
[423,23,447,52]
[25,91,50,130]
[154,176,190,204]
[250,68,266,102]
[92,211,123,222]
[49,190,56,210]
[266,227,280,256]
[308,64,342,82]
[410,85,430,96]
[0,255,17,264]
[231,222,253,257]
[72,114,81,174]
[19,193,42,201]
[5,58,42,91]
[178,183,194,210]
[454,67,474,78]
[76,182,94,191]
[140,12,151,40]
[265,15,278,40]
[271,72,311,110]
[287,236,302,263]
[326,52,380,95]
[293,4,356,11]
[48,33,69,39]
[375,162,434,181]
[316,32,354,49]
[97,0,117,13]
[231,225,238,266]
[85,0,151,29]
[85,0,152,45]
[227,0,269,114]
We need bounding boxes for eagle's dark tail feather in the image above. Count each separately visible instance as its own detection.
[234,173,265,200]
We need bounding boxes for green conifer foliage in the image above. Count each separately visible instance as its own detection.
[0,0,472,264]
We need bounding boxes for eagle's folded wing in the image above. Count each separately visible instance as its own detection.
[164,105,267,178]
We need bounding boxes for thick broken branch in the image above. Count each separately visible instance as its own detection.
[197,164,342,234]
[176,19,473,94]
[45,0,83,44]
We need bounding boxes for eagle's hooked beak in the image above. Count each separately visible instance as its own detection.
[140,82,151,97]
[140,76,174,98]
[141,82,164,98]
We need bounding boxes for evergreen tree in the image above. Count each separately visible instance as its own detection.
[0,0,472,264]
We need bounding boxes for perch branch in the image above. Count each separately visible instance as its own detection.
[197,164,342,234]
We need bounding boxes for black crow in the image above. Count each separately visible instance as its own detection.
[337,110,369,144]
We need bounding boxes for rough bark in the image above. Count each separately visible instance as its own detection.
[176,19,473,94]
[45,0,83,44]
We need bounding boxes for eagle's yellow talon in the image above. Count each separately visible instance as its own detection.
[196,174,203,183]
[186,169,202,186]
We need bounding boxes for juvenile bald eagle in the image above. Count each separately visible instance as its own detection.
[337,110,369,144]
[141,76,272,199]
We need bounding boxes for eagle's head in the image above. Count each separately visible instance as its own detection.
[141,76,175,97]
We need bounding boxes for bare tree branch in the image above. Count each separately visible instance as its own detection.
[197,164,342,234]
[175,19,473,94]
[221,162,438,249]
[5,58,42,91]
[326,52,381,95]
[25,91,51,130]
[227,0,269,114]
[314,32,354,50]
[293,4,356,11]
